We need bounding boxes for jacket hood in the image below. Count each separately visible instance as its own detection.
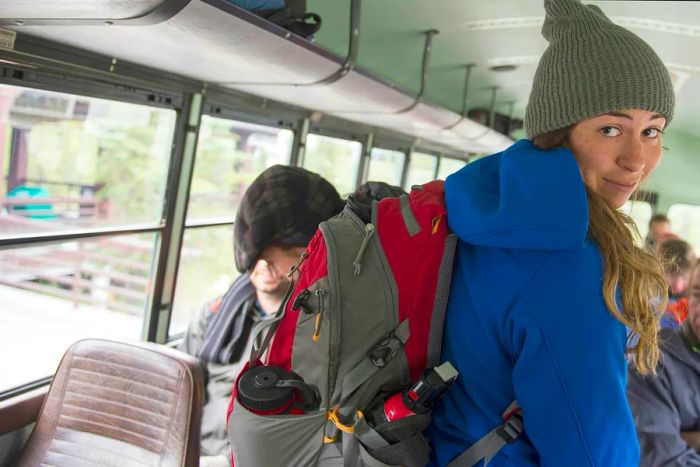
[445,139,589,250]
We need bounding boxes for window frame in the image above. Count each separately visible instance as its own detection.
[184,111,296,227]
[403,150,439,190]
[302,131,365,195]
[365,145,408,187]
[0,73,192,397]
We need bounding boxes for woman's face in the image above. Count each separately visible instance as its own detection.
[687,266,700,340]
[567,109,667,208]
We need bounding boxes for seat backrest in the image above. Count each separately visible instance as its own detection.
[18,339,204,467]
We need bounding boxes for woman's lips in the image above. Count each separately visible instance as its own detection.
[603,177,638,192]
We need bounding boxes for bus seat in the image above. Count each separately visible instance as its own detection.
[17,339,204,467]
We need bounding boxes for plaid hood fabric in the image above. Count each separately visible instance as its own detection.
[234,165,344,273]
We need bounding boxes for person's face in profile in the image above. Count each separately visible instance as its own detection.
[567,109,666,209]
[650,221,672,241]
[687,267,700,339]
[666,270,691,298]
[249,244,306,297]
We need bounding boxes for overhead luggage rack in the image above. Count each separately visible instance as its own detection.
[0,0,513,154]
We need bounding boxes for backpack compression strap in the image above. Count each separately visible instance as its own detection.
[447,401,522,467]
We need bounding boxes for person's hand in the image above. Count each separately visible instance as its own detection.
[680,431,700,451]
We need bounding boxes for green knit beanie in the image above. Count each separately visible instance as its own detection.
[525,0,675,138]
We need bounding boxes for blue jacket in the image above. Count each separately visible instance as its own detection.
[429,140,638,466]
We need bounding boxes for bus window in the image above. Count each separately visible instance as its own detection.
[172,118,293,336]
[187,117,293,222]
[366,148,405,186]
[668,204,700,254]
[437,157,467,180]
[170,226,237,336]
[303,134,362,196]
[404,152,438,189]
[0,84,175,237]
[620,200,653,242]
[0,233,157,393]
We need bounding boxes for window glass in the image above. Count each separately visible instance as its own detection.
[0,233,157,392]
[620,200,653,243]
[404,152,437,189]
[0,84,175,237]
[367,148,405,186]
[437,157,467,180]
[170,226,237,336]
[187,117,293,222]
[668,204,700,254]
[303,134,362,196]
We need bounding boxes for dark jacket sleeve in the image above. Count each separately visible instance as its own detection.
[628,365,700,466]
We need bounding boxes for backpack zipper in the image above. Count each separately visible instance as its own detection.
[312,288,326,342]
[352,223,375,276]
[346,206,398,337]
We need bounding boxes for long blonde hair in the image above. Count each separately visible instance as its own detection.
[533,128,668,375]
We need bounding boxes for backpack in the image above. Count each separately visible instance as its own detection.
[226,181,523,466]
[226,0,321,39]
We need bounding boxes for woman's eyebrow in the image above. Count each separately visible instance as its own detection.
[603,111,632,119]
[601,111,665,121]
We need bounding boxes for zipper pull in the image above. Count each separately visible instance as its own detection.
[292,288,313,314]
[313,289,325,342]
[352,223,375,276]
[288,251,309,278]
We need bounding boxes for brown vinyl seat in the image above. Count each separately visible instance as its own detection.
[18,339,205,467]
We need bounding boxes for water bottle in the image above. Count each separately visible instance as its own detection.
[376,361,459,423]
[237,365,320,415]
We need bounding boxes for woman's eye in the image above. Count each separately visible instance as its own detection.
[643,128,661,138]
[600,126,621,137]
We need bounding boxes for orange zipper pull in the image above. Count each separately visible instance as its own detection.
[312,289,326,342]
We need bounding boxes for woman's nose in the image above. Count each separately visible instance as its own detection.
[617,139,645,172]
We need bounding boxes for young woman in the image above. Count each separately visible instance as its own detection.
[429,0,673,465]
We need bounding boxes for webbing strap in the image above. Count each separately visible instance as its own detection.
[447,401,522,467]
[248,278,296,365]
[358,442,395,467]
[399,194,421,237]
[340,357,378,409]
[339,320,410,410]
[343,430,360,467]
[354,417,390,451]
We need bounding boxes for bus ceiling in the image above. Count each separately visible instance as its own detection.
[0,0,515,155]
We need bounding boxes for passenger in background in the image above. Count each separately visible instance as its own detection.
[646,213,674,250]
[179,165,343,467]
[628,259,700,466]
[659,238,697,328]
[429,0,673,465]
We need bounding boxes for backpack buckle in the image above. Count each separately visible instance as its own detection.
[370,321,410,367]
[495,413,523,444]
[370,340,399,367]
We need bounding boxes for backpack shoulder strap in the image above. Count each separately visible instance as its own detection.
[447,401,523,467]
